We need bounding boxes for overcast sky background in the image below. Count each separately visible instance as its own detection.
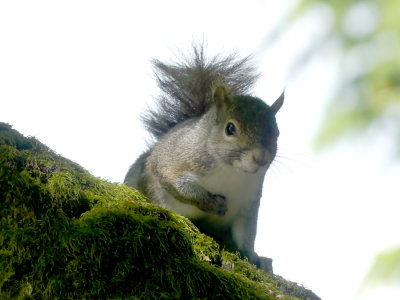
[1,1,399,299]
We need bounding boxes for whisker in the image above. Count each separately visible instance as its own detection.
[267,162,287,179]
[271,158,295,174]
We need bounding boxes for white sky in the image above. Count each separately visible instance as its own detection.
[1,1,399,299]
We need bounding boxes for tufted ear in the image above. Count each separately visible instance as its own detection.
[212,83,230,109]
[271,91,284,115]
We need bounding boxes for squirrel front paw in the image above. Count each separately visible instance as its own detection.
[194,192,227,216]
[210,193,227,216]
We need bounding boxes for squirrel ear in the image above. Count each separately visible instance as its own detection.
[271,91,284,115]
[212,84,230,109]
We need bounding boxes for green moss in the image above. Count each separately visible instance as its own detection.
[0,122,320,299]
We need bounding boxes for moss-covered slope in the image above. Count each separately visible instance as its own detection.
[0,122,320,299]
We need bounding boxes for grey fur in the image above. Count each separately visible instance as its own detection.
[142,43,260,139]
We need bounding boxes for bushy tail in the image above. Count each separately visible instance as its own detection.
[142,43,260,139]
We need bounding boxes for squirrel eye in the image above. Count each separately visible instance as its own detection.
[225,122,236,136]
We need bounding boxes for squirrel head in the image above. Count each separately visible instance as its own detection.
[209,83,284,173]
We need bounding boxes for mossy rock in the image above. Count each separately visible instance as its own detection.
[0,122,320,299]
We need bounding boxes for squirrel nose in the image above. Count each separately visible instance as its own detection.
[252,149,270,166]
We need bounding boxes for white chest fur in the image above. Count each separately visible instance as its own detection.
[162,162,267,225]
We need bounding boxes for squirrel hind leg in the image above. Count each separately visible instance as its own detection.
[252,254,273,274]
[124,151,150,188]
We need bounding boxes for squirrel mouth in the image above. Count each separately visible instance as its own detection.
[231,160,264,174]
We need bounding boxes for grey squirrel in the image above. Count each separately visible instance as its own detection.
[124,45,283,273]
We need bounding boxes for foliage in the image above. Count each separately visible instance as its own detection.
[281,0,400,150]
[0,122,319,299]
[360,247,400,289]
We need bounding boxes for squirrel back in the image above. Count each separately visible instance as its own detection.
[125,44,283,273]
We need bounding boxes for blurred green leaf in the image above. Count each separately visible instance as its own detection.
[361,247,400,288]
[314,106,372,149]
